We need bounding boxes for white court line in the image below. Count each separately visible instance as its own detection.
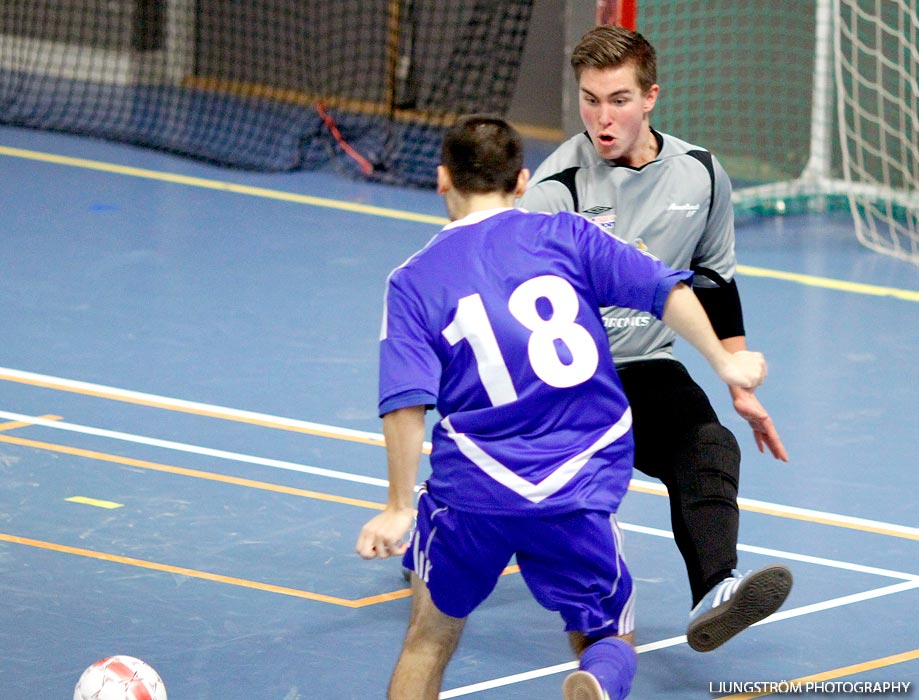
[620,523,919,581]
[2,405,919,540]
[0,410,389,488]
[439,579,919,698]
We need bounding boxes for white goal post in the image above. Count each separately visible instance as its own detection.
[734,0,918,265]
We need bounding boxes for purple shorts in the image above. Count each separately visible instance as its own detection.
[403,488,634,636]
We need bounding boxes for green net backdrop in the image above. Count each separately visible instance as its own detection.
[636,1,821,186]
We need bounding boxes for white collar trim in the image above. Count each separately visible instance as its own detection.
[443,207,514,230]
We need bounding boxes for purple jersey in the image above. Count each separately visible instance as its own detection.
[379,208,691,516]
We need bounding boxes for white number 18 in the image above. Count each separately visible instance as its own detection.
[441,275,599,406]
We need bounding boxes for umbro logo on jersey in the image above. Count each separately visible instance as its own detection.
[583,205,614,215]
[667,202,701,218]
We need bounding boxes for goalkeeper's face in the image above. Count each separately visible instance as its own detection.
[578,64,658,167]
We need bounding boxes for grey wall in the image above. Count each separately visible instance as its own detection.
[507,0,599,140]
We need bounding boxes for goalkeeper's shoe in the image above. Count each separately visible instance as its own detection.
[687,564,793,652]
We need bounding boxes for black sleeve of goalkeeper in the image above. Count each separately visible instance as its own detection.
[692,272,746,340]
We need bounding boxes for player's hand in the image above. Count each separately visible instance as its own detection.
[355,507,415,560]
[717,350,767,390]
[732,386,789,461]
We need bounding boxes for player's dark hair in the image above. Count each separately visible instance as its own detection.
[441,115,522,195]
[571,24,657,92]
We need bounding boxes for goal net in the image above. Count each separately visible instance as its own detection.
[834,0,918,264]
[0,1,533,188]
[636,0,919,265]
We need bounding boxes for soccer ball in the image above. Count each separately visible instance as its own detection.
[73,655,167,700]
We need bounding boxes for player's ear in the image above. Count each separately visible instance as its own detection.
[436,165,452,195]
[514,168,530,198]
[643,84,659,114]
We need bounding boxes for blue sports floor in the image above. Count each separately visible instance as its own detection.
[1,125,918,699]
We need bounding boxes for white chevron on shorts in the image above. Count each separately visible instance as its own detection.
[440,407,632,504]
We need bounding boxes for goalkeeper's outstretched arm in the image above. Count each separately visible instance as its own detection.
[662,282,767,391]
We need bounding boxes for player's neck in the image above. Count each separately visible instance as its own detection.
[447,192,516,221]
[614,125,659,168]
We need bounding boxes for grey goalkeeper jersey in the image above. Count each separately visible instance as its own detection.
[518,129,738,365]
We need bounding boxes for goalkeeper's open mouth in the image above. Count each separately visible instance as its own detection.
[598,134,615,144]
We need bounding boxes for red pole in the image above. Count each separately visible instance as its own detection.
[619,0,637,30]
[596,0,637,29]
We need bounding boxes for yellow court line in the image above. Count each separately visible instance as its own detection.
[736,501,919,541]
[0,144,448,226]
[0,433,386,511]
[625,480,919,542]
[0,415,62,432]
[717,648,919,699]
[66,496,123,509]
[0,532,407,608]
[2,144,916,303]
[0,434,522,605]
[0,529,519,608]
[0,370,405,451]
[737,264,919,302]
[0,430,408,607]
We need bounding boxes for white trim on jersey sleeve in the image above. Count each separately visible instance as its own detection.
[439,406,632,504]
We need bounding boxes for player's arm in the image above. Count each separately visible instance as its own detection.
[691,156,747,343]
[355,405,425,560]
[691,159,789,461]
[697,286,787,460]
[721,334,789,461]
[661,282,766,390]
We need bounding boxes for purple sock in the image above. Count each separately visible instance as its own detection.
[579,637,637,700]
